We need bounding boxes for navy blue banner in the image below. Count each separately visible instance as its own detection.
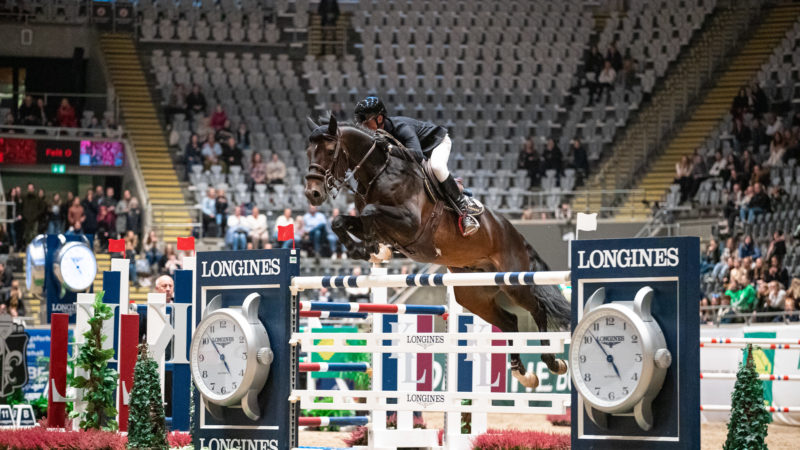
[194,249,299,449]
[570,237,700,450]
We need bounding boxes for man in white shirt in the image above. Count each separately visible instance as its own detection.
[200,187,216,236]
[226,206,250,250]
[247,206,269,248]
[765,113,783,137]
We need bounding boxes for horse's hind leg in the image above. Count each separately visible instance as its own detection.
[451,274,540,389]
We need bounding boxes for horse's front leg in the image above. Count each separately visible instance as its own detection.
[360,204,420,250]
[331,214,373,261]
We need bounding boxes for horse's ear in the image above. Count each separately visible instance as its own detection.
[327,115,338,135]
[306,117,318,132]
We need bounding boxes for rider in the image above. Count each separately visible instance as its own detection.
[353,96,480,237]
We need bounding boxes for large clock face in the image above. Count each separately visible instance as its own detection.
[58,243,97,291]
[572,309,644,408]
[193,314,249,400]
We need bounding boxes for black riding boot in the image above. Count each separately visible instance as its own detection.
[440,175,480,237]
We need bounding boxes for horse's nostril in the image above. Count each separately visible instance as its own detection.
[312,190,321,198]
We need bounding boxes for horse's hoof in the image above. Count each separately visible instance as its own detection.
[511,370,539,389]
[551,359,568,375]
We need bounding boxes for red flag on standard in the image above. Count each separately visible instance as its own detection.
[277,224,294,242]
[177,236,195,251]
[109,238,125,253]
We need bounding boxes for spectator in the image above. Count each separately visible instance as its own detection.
[674,155,692,203]
[725,274,757,314]
[165,83,187,123]
[246,207,269,248]
[292,215,306,250]
[708,151,727,177]
[201,187,217,237]
[226,206,250,251]
[765,130,786,167]
[730,118,751,153]
[765,280,787,314]
[567,138,589,181]
[765,112,783,138]
[595,60,616,103]
[195,116,213,141]
[318,0,340,26]
[739,182,769,223]
[215,189,230,238]
[1,113,16,133]
[47,193,63,235]
[216,119,234,142]
[160,244,182,275]
[540,138,562,178]
[96,205,116,249]
[751,83,769,118]
[2,281,25,318]
[56,98,77,127]
[17,94,41,126]
[222,136,244,171]
[266,153,287,186]
[101,186,116,211]
[249,152,268,189]
[115,190,131,236]
[127,197,142,237]
[143,230,163,271]
[738,234,761,260]
[618,54,637,90]
[21,184,42,244]
[210,104,228,130]
[236,123,251,150]
[303,205,328,256]
[273,208,293,242]
[0,262,13,288]
[83,116,103,137]
[775,296,800,323]
[605,42,623,72]
[327,208,345,258]
[125,230,139,254]
[81,190,98,236]
[766,230,786,264]
[584,44,604,101]
[155,275,174,303]
[122,239,138,285]
[184,134,203,179]
[35,98,49,126]
[517,137,540,188]
[67,197,85,230]
[730,87,750,118]
[765,256,790,288]
[750,117,768,152]
[688,153,707,199]
[201,134,223,169]
[186,84,207,119]
[700,239,720,274]
[7,187,22,249]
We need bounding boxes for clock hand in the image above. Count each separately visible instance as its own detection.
[210,339,232,375]
[589,332,622,380]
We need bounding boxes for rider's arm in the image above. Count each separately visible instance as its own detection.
[394,124,425,162]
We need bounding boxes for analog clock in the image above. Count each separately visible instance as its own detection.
[570,286,672,431]
[190,292,273,421]
[53,241,97,292]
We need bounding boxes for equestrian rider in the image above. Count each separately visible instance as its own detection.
[353,96,480,237]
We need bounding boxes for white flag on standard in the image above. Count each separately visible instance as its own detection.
[576,212,598,232]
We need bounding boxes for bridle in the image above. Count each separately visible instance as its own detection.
[305,129,387,200]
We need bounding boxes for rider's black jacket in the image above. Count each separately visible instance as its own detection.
[383,116,447,162]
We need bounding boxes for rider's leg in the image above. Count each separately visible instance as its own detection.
[431,135,480,237]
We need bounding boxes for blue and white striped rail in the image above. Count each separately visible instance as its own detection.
[291,271,571,290]
[300,310,369,319]
[299,362,371,373]
[300,301,447,316]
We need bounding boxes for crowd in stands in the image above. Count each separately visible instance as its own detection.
[696,82,800,324]
[1,94,120,136]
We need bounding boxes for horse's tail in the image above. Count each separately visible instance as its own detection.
[525,242,572,331]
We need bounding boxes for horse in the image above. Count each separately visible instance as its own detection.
[303,116,570,388]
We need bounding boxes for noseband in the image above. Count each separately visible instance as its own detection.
[305,130,382,199]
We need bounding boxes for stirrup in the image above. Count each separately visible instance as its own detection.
[458,214,480,237]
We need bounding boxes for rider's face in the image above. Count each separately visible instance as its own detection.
[362,115,381,130]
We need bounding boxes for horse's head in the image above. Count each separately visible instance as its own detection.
[304,116,340,205]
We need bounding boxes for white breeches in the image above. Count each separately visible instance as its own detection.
[430,134,452,182]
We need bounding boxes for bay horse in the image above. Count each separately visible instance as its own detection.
[303,116,569,388]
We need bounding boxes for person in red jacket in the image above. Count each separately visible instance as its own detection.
[56,98,77,127]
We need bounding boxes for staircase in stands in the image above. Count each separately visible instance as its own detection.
[615,3,800,217]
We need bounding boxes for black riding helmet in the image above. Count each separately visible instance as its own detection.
[354,96,387,123]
